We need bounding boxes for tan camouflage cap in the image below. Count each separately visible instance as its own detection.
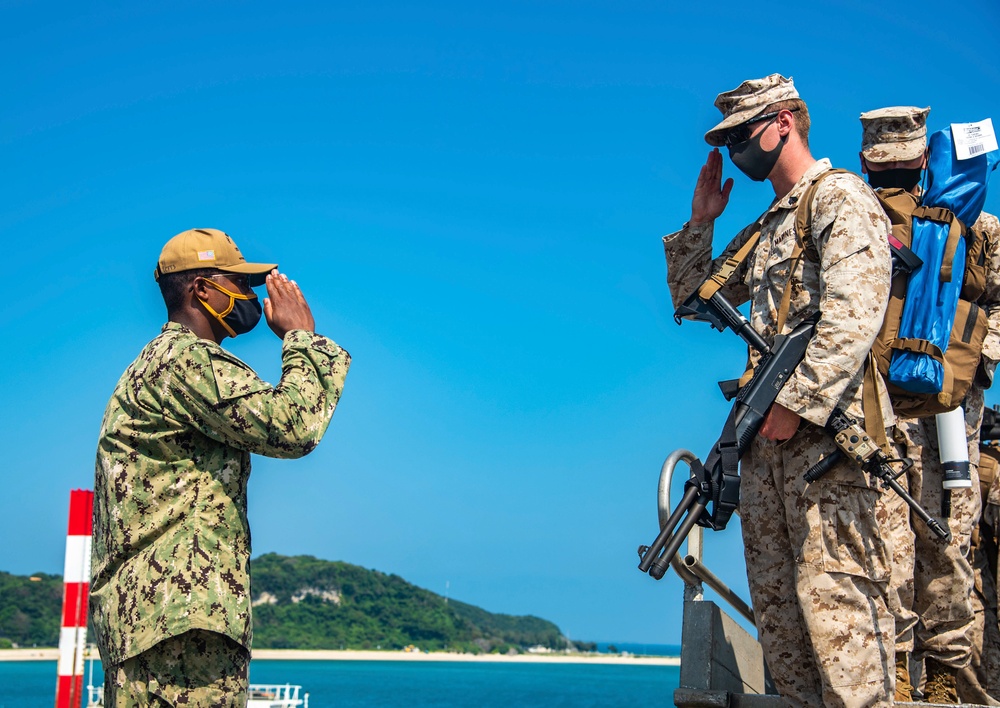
[704,74,800,147]
[154,228,277,285]
[860,106,930,162]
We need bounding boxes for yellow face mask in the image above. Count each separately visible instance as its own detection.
[199,278,262,338]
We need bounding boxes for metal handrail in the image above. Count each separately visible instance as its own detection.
[658,449,755,626]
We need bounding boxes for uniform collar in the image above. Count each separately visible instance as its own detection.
[162,321,194,335]
[770,158,833,213]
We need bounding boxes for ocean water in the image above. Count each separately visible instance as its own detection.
[0,656,680,707]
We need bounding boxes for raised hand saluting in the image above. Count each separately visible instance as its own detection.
[263,270,316,338]
[690,148,734,226]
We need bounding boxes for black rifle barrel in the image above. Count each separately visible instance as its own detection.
[804,448,951,542]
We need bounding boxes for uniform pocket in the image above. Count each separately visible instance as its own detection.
[817,482,889,582]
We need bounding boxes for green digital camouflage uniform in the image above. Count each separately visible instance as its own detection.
[91,322,350,702]
[664,159,895,708]
[884,211,1000,696]
[104,629,248,707]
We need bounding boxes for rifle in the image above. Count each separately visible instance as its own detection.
[636,290,817,580]
[638,290,950,582]
[802,411,951,541]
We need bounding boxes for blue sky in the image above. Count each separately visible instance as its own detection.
[2,0,999,645]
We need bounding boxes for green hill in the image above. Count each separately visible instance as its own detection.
[0,571,63,648]
[251,553,568,652]
[0,554,575,654]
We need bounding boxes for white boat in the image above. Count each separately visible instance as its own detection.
[248,683,309,708]
[84,657,309,708]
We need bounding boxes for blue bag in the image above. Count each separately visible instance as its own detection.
[887,126,1000,393]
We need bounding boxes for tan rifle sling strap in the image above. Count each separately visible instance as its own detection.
[793,167,890,451]
[697,227,761,302]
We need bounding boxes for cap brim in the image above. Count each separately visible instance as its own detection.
[704,107,771,147]
[861,140,925,164]
[218,262,278,287]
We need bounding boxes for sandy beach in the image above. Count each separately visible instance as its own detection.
[252,649,679,666]
[0,647,678,666]
[0,648,61,661]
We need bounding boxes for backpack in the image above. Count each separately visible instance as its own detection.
[795,170,989,423]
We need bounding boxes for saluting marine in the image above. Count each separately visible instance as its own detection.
[663,74,895,707]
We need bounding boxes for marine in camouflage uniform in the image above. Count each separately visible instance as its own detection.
[860,107,1000,704]
[963,377,1000,704]
[664,75,894,707]
[961,209,1000,704]
[91,228,350,706]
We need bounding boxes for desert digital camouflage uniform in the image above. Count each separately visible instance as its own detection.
[664,158,895,707]
[857,104,994,701]
[888,417,980,667]
[966,427,1000,705]
[879,205,1000,701]
[962,388,1000,705]
[91,323,350,686]
[959,210,1000,704]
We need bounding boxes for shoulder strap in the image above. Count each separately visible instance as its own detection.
[793,167,851,260]
[697,226,762,302]
[776,168,850,331]
[911,205,964,282]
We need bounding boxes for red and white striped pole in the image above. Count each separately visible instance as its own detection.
[55,489,93,708]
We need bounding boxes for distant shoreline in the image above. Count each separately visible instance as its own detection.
[0,647,679,666]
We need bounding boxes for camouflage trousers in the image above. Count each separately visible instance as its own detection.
[886,414,980,669]
[961,509,1000,703]
[741,426,894,708]
[104,629,249,707]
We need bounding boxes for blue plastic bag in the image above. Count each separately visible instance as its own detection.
[888,126,999,393]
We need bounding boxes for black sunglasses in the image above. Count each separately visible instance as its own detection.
[723,108,799,148]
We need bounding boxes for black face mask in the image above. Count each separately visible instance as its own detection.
[200,280,263,338]
[727,117,786,182]
[866,167,923,191]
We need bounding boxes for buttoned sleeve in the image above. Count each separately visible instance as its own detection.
[167,330,351,458]
[774,174,892,426]
[663,220,756,312]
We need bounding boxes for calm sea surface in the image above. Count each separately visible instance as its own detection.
[0,652,680,707]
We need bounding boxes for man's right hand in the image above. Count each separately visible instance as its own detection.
[263,270,316,338]
[690,148,734,226]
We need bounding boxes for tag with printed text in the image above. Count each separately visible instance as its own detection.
[951,119,998,160]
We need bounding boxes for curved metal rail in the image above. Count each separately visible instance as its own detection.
[658,449,755,626]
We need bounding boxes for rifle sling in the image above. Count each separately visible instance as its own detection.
[698,405,741,531]
[697,228,761,302]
